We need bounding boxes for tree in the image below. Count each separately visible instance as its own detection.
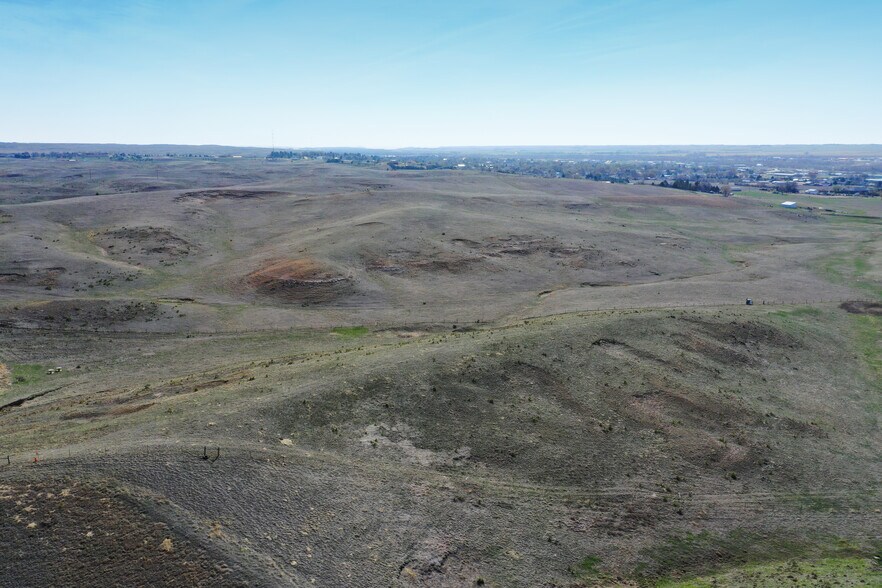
[720,184,732,197]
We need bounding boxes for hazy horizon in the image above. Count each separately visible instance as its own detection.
[4,141,882,151]
[3,1,881,147]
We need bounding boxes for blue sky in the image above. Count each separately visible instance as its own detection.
[1,0,880,147]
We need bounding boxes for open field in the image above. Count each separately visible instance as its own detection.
[1,159,880,587]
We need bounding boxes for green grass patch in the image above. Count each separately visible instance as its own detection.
[695,254,712,268]
[719,243,756,268]
[637,529,873,583]
[764,306,831,340]
[771,306,823,319]
[782,493,841,512]
[826,214,882,227]
[815,243,882,301]
[9,364,46,386]
[735,190,875,216]
[854,256,871,274]
[331,326,369,338]
[656,557,881,587]
[851,315,882,386]
[569,555,606,581]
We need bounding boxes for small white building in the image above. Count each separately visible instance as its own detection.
[780,201,797,208]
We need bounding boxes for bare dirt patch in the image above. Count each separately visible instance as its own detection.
[175,189,286,203]
[682,317,801,349]
[107,178,172,193]
[0,299,166,330]
[0,265,67,288]
[92,226,193,266]
[452,234,624,270]
[364,250,482,274]
[0,479,250,587]
[840,300,882,315]
[671,332,757,367]
[246,258,354,304]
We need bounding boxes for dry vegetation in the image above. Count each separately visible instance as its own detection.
[0,363,10,391]
[1,158,880,587]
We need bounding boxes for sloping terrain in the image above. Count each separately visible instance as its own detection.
[0,160,880,587]
[2,160,878,332]
[1,307,879,587]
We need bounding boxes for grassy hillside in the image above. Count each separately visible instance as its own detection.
[1,161,879,587]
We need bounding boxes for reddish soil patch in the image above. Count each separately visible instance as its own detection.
[246,258,353,303]
[249,258,338,284]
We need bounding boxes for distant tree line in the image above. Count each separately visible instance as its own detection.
[109,153,151,161]
[268,150,335,159]
[268,150,377,164]
[655,179,721,193]
[0,151,154,160]
[0,151,109,159]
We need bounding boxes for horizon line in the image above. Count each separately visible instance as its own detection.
[3,141,882,151]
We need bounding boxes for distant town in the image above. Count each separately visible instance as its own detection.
[3,144,881,198]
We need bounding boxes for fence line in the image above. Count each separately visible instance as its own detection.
[0,444,316,469]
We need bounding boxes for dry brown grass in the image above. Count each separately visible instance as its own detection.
[0,363,11,390]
